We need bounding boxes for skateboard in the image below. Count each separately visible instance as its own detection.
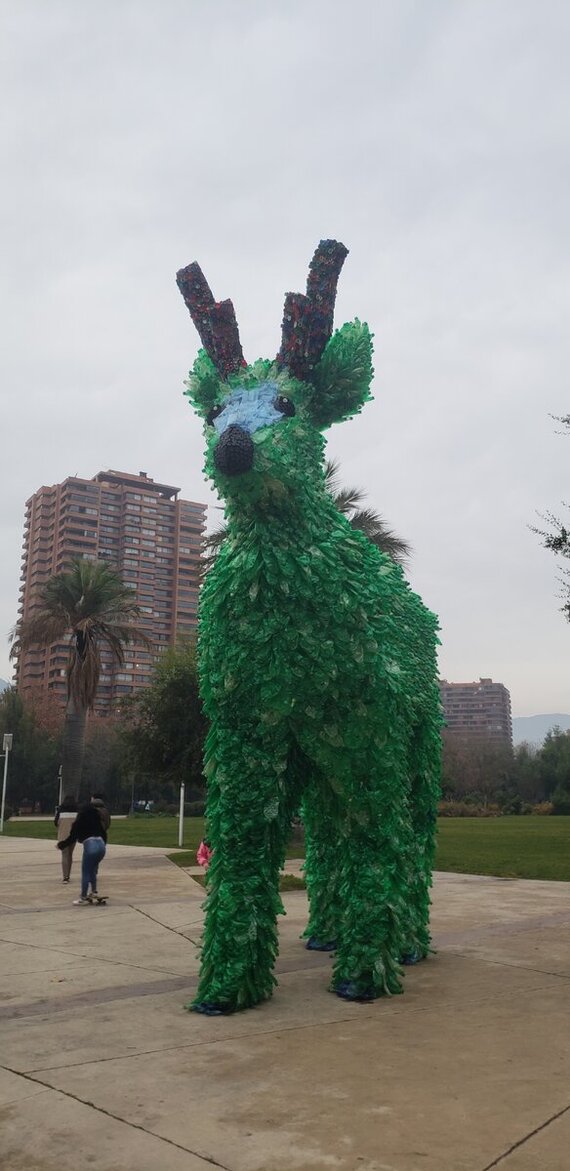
[87,894,108,905]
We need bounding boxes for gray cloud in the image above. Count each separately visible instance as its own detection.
[1,0,569,712]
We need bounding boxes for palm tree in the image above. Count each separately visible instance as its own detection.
[323,459,411,563]
[10,559,151,800]
[204,458,411,569]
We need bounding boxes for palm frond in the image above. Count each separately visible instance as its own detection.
[10,612,69,658]
[202,526,228,572]
[333,485,367,514]
[98,622,154,656]
[323,458,342,497]
[349,509,411,564]
[204,528,227,553]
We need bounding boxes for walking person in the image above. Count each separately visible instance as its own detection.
[58,793,111,905]
[54,795,78,883]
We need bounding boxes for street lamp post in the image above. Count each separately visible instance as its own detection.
[0,733,13,833]
[178,781,185,848]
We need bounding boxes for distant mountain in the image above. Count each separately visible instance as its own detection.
[0,678,10,693]
[513,714,570,746]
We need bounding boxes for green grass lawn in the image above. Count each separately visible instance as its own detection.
[4,815,570,882]
[4,815,206,852]
[435,817,570,882]
[186,869,306,891]
[3,815,303,858]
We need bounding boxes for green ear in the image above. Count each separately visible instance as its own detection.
[184,350,224,418]
[306,320,374,428]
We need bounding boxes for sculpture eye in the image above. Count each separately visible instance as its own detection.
[206,404,223,426]
[274,395,295,417]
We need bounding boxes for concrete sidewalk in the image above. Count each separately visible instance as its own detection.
[1,836,569,1171]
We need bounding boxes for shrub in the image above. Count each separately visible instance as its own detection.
[501,797,534,815]
[151,800,172,815]
[551,786,570,815]
[532,801,554,815]
[279,874,306,891]
[185,801,205,817]
[438,801,501,818]
[289,818,305,845]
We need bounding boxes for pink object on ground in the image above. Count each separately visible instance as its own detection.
[197,841,213,869]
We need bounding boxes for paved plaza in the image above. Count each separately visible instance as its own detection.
[1,835,569,1170]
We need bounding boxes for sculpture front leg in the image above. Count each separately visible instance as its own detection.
[189,723,292,1015]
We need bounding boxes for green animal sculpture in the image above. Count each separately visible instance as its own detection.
[177,240,441,1014]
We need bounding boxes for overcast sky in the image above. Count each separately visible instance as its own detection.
[1,0,569,715]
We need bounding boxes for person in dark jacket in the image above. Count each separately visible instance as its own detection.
[54,795,78,883]
[58,793,111,904]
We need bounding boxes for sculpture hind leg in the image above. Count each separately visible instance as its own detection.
[301,770,344,950]
[400,702,442,965]
[190,722,295,1015]
[331,805,412,1000]
[299,733,414,1001]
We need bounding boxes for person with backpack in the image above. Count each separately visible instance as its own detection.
[58,793,111,905]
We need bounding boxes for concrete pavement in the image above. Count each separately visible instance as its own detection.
[1,835,569,1170]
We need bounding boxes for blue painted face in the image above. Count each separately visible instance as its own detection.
[212,381,284,436]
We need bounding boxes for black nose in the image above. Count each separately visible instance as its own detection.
[214,425,254,476]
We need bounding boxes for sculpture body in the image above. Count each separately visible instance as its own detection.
[177,241,441,1013]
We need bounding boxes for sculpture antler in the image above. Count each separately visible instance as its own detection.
[276,239,348,382]
[176,261,245,379]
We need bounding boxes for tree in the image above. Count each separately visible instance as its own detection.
[533,414,570,620]
[509,742,544,806]
[10,559,149,800]
[441,732,512,807]
[0,687,61,813]
[81,717,131,813]
[538,727,570,806]
[120,640,207,800]
[204,458,411,569]
[120,640,206,801]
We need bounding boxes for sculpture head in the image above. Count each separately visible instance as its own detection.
[177,241,374,511]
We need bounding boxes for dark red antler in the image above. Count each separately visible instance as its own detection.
[276,239,348,381]
[176,262,245,379]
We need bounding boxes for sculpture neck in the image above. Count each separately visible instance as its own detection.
[223,479,339,547]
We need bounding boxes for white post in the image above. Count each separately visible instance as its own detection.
[178,781,185,848]
[0,734,13,833]
[57,765,63,807]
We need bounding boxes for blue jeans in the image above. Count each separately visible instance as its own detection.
[81,836,106,897]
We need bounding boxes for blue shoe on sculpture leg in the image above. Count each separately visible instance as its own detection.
[189,1001,233,1016]
[334,979,376,1003]
[400,949,429,965]
[305,936,337,952]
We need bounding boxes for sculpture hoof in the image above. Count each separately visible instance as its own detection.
[334,979,376,1003]
[400,951,425,966]
[189,1001,233,1016]
[306,936,337,952]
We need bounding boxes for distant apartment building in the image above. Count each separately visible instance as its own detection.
[16,470,206,714]
[439,678,513,746]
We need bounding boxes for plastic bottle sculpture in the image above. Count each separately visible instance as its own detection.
[177,240,441,1014]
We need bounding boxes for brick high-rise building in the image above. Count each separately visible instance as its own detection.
[16,470,206,714]
[439,678,513,746]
